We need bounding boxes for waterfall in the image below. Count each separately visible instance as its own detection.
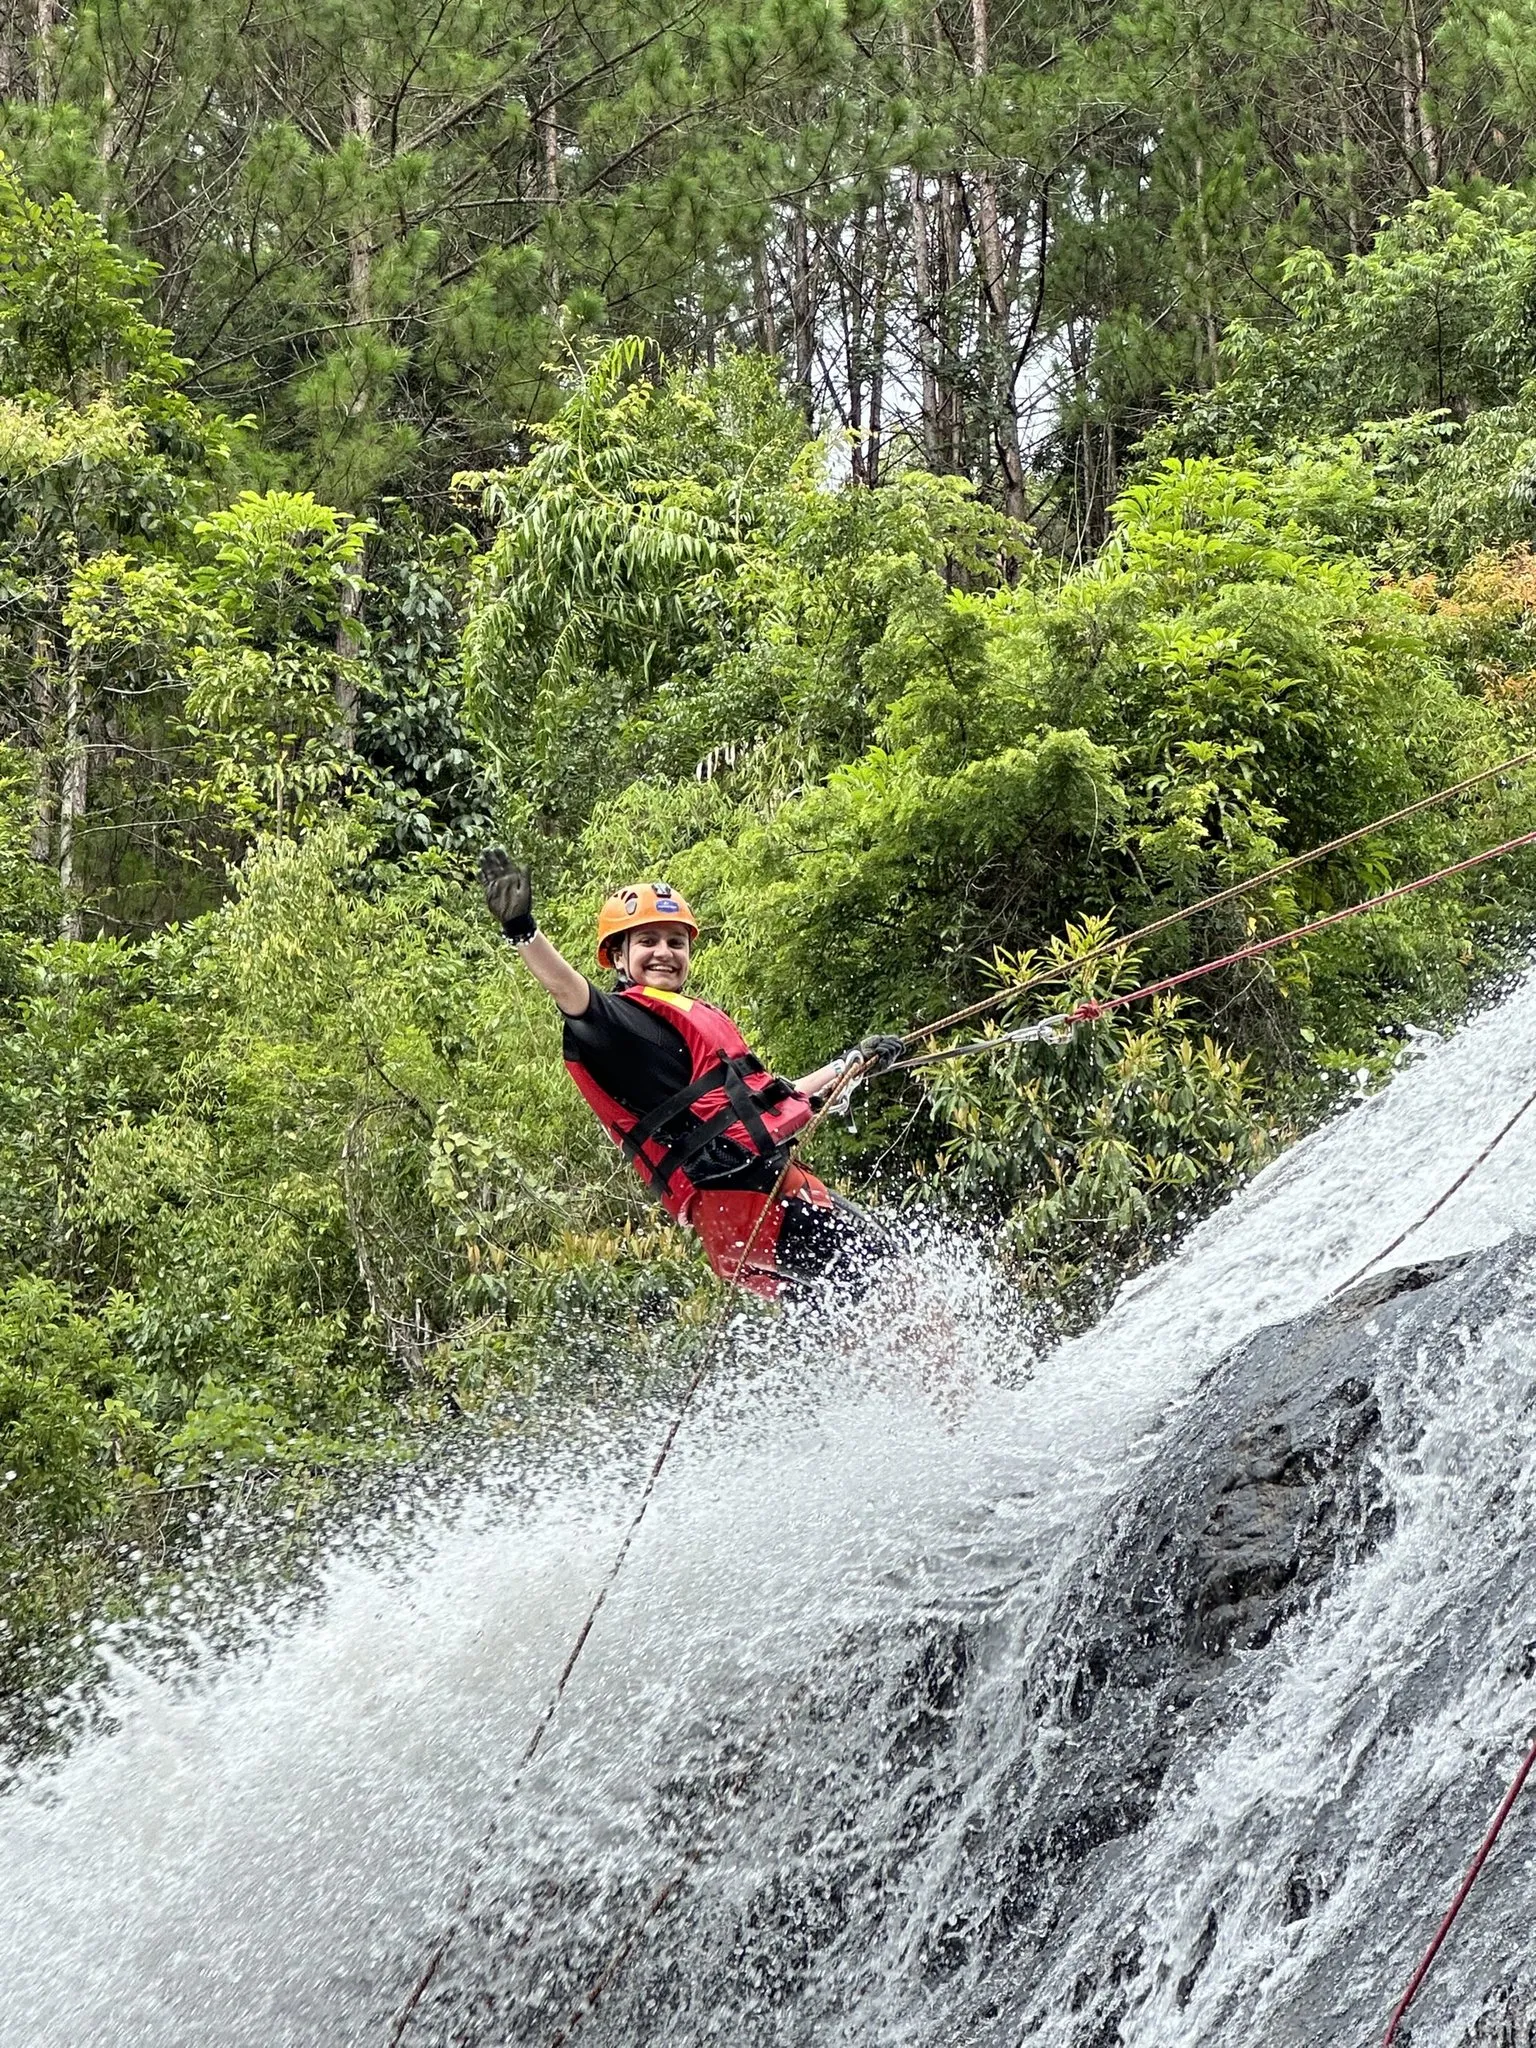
[8,977,1536,2046]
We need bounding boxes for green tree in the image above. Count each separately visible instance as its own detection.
[0,152,228,933]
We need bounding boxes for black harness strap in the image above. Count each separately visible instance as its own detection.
[621,1055,791,1191]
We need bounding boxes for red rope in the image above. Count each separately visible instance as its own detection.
[1060,827,1536,1028]
[1325,1085,1536,2044]
[1052,830,1536,2047]
[1383,1731,1536,2043]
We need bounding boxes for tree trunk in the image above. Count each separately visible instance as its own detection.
[752,244,778,357]
[1404,0,1440,182]
[790,209,814,411]
[30,626,54,866]
[1194,151,1219,381]
[969,0,1027,520]
[1339,91,1361,254]
[1104,413,1117,512]
[903,20,942,471]
[940,170,965,471]
[1399,19,1423,188]
[58,653,87,941]
[911,170,942,468]
[976,169,1026,516]
[34,0,55,105]
[537,96,559,202]
[335,581,362,743]
[347,86,374,327]
[868,199,887,489]
[847,204,866,484]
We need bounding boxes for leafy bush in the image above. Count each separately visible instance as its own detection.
[919,930,1273,1309]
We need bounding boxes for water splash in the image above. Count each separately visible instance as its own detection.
[8,979,1536,2045]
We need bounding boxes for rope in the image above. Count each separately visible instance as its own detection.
[1316,1068,1536,2043]
[387,1061,868,2043]
[890,1013,1074,1074]
[1070,827,1536,1022]
[1331,1080,1536,1300]
[1330,1076,1536,2045]
[889,826,1536,1077]
[542,1667,818,2048]
[899,750,1536,1049]
[1383,1731,1536,2044]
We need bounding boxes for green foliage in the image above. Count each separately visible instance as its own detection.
[463,344,1024,846]
[356,524,497,855]
[0,1277,145,1536]
[0,152,187,403]
[193,490,367,645]
[1158,191,1536,570]
[1174,191,1536,445]
[921,929,1273,1305]
[183,490,372,831]
[682,449,1506,1085]
[462,340,739,834]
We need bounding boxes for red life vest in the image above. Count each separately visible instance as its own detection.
[564,985,815,1225]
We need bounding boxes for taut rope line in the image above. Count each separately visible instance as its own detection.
[893,825,1536,1074]
[1342,1083,1536,2046]
[1382,1729,1536,2044]
[900,748,1536,1049]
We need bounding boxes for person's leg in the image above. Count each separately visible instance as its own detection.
[687,1168,895,1300]
[773,1184,895,1295]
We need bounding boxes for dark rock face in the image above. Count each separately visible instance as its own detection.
[929,1247,1514,2030]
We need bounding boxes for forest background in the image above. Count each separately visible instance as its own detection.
[11,0,1536,1714]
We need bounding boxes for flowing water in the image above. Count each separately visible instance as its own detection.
[9,981,1536,2045]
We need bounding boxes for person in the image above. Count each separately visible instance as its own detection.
[480,852,903,1299]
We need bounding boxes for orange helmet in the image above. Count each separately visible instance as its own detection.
[595,881,699,965]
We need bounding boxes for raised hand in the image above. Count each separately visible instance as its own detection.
[480,848,536,944]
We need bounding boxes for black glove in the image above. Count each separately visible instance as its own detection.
[480,848,537,945]
[855,1033,906,1075]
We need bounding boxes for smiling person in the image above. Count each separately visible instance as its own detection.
[480,852,901,1298]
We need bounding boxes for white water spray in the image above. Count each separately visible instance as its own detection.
[8,978,1536,2045]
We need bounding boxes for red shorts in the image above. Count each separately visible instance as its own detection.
[685,1164,835,1300]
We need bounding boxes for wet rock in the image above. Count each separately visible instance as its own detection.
[1463,1985,1536,2047]
[439,1236,1535,2048]
[934,1241,1519,2009]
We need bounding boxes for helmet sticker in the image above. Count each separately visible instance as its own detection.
[620,889,640,916]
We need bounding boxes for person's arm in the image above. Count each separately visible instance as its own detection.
[794,1057,848,1099]
[480,850,591,1017]
[792,1035,907,1102]
[516,930,591,1017]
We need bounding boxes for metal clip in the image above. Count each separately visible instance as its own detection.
[1002,1013,1077,1048]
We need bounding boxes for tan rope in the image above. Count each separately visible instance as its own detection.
[388,1059,870,2042]
[901,749,1536,1050]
